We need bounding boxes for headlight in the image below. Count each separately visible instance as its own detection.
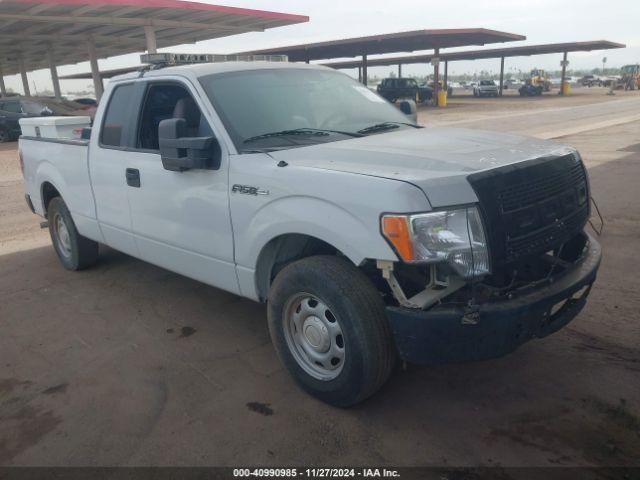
[381,206,490,278]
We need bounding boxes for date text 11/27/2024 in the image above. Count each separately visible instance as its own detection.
[233,468,400,478]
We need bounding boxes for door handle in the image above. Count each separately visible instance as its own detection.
[126,168,140,188]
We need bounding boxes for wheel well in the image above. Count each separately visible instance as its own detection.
[41,182,61,217]
[255,234,340,301]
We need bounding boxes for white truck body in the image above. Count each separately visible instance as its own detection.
[19,61,601,406]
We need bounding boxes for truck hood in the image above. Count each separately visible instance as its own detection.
[268,127,575,207]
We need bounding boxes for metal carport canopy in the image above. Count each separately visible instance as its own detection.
[323,39,626,99]
[323,40,626,69]
[240,28,524,106]
[0,0,308,98]
[240,28,526,62]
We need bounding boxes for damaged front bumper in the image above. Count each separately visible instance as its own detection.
[385,232,602,365]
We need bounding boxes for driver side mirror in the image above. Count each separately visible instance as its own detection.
[398,99,418,124]
[158,118,221,172]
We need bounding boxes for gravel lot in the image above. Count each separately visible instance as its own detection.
[1,88,639,470]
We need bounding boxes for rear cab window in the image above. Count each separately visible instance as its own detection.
[100,83,136,147]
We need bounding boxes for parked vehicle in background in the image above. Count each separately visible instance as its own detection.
[473,80,499,97]
[504,79,524,90]
[518,80,544,97]
[377,77,432,103]
[0,97,94,141]
[580,75,603,87]
[529,69,552,92]
[620,64,640,90]
[0,109,21,142]
[73,98,98,108]
[1,97,89,117]
[20,59,601,407]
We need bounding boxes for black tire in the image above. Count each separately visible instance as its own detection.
[267,255,396,407]
[0,127,9,143]
[47,197,99,270]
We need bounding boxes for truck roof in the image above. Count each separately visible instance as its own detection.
[112,61,331,82]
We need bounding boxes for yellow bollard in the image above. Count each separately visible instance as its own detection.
[562,81,571,96]
[437,90,448,107]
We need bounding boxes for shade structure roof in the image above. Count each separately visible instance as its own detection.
[240,28,526,62]
[324,40,627,69]
[59,64,143,79]
[0,0,308,75]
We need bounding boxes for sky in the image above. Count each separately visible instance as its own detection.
[4,0,640,95]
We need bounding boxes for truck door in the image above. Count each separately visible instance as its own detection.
[89,82,139,257]
[123,80,238,294]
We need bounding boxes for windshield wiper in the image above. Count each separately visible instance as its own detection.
[357,121,421,135]
[243,127,362,144]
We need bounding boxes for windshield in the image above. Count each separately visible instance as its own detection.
[480,80,495,86]
[199,68,414,152]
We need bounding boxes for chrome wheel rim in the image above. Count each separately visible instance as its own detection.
[53,212,72,259]
[283,293,345,381]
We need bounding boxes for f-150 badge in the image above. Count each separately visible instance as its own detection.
[232,184,269,196]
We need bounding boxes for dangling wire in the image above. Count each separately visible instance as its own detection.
[589,196,604,236]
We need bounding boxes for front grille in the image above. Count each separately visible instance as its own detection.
[468,153,590,266]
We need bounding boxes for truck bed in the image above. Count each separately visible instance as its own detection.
[20,136,99,240]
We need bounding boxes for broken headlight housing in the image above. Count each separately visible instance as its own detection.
[382,206,490,279]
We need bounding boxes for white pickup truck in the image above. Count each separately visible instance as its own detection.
[20,59,601,407]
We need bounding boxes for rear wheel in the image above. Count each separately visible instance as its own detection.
[267,255,396,407]
[0,127,9,143]
[48,197,99,270]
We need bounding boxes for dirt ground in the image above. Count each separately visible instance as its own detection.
[1,89,639,470]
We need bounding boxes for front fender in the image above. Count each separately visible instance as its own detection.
[237,195,398,270]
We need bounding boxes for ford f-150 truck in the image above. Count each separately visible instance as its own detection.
[20,58,601,407]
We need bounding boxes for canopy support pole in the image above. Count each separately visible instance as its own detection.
[144,25,157,54]
[0,64,6,96]
[87,38,104,100]
[47,47,62,100]
[18,57,30,97]
[499,56,505,96]
[358,66,362,83]
[433,48,440,106]
[362,54,368,86]
[398,63,402,77]
[444,60,448,90]
[560,51,568,96]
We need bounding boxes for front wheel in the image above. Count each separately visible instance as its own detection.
[267,256,396,407]
[48,197,99,270]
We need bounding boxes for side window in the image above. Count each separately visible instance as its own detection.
[100,84,136,147]
[137,83,212,151]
